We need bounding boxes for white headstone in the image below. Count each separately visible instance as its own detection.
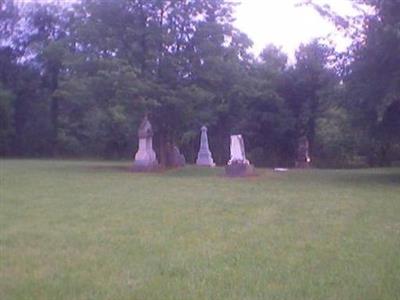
[196,126,215,167]
[225,134,255,176]
[134,137,157,165]
[228,135,249,165]
[133,116,158,171]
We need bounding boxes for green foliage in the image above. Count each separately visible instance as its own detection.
[345,0,400,165]
[0,85,15,155]
[314,107,355,167]
[0,0,399,166]
[302,0,400,166]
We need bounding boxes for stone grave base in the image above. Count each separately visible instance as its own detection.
[225,162,256,177]
[196,156,216,167]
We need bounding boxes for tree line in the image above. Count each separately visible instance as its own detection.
[0,0,399,167]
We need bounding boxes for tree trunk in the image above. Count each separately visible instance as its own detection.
[379,143,391,167]
[50,93,59,155]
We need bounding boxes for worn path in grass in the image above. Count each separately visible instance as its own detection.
[1,160,399,300]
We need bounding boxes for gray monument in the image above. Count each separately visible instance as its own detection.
[225,134,255,177]
[196,126,215,167]
[295,136,311,168]
[132,116,159,171]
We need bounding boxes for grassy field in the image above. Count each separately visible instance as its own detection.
[1,160,399,300]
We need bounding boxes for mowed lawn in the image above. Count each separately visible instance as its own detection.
[1,160,399,300]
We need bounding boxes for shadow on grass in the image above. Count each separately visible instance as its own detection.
[76,164,278,181]
[79,164,221,177]
[80,164,132,173]
[156,167,270,181]
[66,162,400,186]
[156,166,222,178]
[337,169,400,187]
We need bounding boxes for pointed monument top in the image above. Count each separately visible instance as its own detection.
[138,115,153,138]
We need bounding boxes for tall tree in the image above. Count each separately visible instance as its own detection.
[345,0,400,164]
[26,3,75,154]
[300,0,400,165]
[282,40,338,162]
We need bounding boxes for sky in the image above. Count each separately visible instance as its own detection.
[234,0,357,58]
[16,0,358,59]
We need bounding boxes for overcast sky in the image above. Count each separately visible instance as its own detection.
[16,0,358,59]
[234,0,357,58]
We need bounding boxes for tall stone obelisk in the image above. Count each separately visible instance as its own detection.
[196,126,215,167]
[132,116,159,171]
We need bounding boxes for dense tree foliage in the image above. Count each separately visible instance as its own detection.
[0,0,399,167]
[345,0,400,165]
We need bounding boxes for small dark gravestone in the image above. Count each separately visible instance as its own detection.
[132,116,159,171]
[165,143,185,168]
[295,136,311,168]
[225,135,255,177]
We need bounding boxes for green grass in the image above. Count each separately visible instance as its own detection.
[1,160,399,300]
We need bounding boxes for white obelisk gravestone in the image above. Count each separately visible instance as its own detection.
[196,126,215,167]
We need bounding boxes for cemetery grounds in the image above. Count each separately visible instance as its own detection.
[1,159,399,300]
